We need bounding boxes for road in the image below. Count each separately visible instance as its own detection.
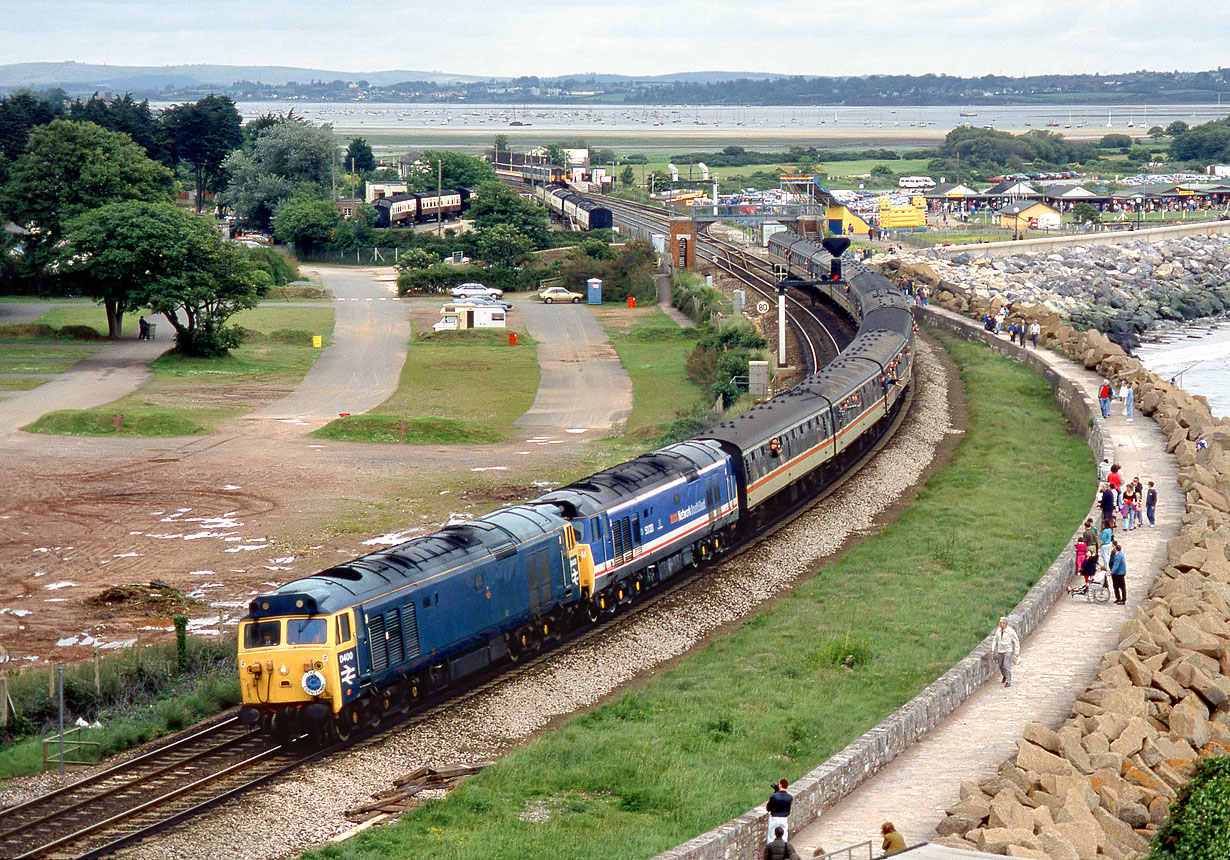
[514,299,633,434]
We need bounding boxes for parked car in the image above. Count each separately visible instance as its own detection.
[450,282,503,299]
[452,296,513,310]
[538,287,583,304]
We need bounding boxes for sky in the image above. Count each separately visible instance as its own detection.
[3,0,1229,79]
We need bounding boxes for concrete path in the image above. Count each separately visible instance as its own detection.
[235,266,409,434]
[514,300,633,434]
[793,309,1181,855]
[0,337,168,436]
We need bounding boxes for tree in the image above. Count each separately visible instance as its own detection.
[1165,120,1189,137]
[0,90,66,182]
[1148,126,1166,142]
[69,94,167,162]
[544,143,570,167]
[272,194,342,256]
[64,200,262,349]
[1071,202,1101,224]
[647,169,672,194]
[476,222,533,268]
[492,133,510,166]
[1148,756,1230,860]
[620,165,635,188]
[403,150,495,193]
[0,119,173,279]
[1100,133,1133,149]
[162,95,243,212]
[345,137,375,173]
[221,119,338,230]
[467,180,550,246]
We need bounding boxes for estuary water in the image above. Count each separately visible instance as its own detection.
[1135,317,1230,419]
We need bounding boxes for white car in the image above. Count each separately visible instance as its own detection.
[538,287,583,304]
[450,282,504,299]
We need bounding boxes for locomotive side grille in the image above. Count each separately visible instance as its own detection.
[368,613,388,673]
[402,604,420,660]
[385,609,404,666]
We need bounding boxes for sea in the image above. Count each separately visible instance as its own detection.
[1135,317,1230,419]
[149,101,1230,136]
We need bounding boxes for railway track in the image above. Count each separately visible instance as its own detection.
[0,717,329,859]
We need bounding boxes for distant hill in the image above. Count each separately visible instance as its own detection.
[0,62,491,92]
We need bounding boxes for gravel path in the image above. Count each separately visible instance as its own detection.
[28,339,953,860]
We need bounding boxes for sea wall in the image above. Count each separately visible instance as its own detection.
[879,232,1230,348]
[653,311,1113,860]
[904,278,1230,860]
[932,220,1230,259]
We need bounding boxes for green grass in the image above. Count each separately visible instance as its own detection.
[593,307,703,438]
[301,330,1094,860]
[33,305,334,339]
[313,328,538,444]
[0,377,48,391]
[22,308,336,436]
[0,358,79,373]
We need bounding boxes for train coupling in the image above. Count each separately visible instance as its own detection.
[238,707,261,726]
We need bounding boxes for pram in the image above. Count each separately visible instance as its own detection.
[1068,567,1110,604]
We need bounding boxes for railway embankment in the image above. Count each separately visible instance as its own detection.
[884,231,1230,348]
[895,284,1230,858]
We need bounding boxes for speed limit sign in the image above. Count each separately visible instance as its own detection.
[756,300,770,315]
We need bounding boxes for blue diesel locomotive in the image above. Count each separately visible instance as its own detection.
[237,234,914,741]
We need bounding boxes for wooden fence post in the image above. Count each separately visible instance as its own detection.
[94,649,101,694]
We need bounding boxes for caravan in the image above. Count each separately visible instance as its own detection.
[433,301,508,332]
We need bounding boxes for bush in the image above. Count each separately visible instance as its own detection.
[557,239,658,304]
[244,246,301,286]
[55,324,101,340]
[1149,756,1230,859]
[672,270,729,324]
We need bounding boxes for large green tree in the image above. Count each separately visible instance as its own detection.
[0,90,66,181]
[162,95,244,212]
[0,118,173,280]
[344,137,376,173]
[221,119,338,230]
[64,200,263,353]
[69,94,167,162]
[272,194,342,256]
[403,150,495,193]
[476,222,533,268]
[467,180,549,246]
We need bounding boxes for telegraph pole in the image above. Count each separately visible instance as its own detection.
[437,159,443,238]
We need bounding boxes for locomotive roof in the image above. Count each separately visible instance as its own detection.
[533,439,727,518]
[246,504,565,618]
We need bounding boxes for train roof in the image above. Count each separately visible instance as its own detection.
[246,504,565,618]
[533,439,728,518]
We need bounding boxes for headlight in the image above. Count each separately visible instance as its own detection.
[301,670,327,697]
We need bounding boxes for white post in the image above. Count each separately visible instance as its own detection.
[777,287,787,368]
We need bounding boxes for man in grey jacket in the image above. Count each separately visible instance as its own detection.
[993,617,1021,687]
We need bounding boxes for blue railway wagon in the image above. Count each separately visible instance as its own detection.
[534,440,738,597]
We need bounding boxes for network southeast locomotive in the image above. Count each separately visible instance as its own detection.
[237,233,914,741]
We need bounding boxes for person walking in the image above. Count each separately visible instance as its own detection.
[1082,518,1099,554]
[766,779,793,843]
[1028,320,1040,347]
[1098,380,1112,419]
[1120,382,1134,422]
[764,826,801,860]
[1146,481,1158,527]
[138,316,149,341]
[1075,536,1088,576]
[1099,521,1115,567]
[1100,483,1117,530]
[992,617,1020,687]
[1109,542,1128,605]
[1097,458,1111,483]
[881,822,906,856]
[1123,486,1137,530]
[1108,465,1123,510]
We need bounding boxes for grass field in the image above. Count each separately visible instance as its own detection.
[33,305,335,340]
[313,328,539,444]
[22,307,335,437]
[301,330,1094,860]
[592,307,703,439]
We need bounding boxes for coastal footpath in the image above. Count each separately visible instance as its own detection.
[891,266,1230,859]
[890,230,1230,348]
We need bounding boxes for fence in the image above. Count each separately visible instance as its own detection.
[43,726,101,771]
[295,247,405,265]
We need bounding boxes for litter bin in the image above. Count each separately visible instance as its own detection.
[146,324,157,340]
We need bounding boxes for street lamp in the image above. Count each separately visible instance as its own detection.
[1134,196,1143,232]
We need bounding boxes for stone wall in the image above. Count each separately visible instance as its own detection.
[653,314,1112,860]
[912,287,1230,859]
[934,220,1230,259]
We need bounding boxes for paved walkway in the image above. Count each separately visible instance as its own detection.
[514,300,633,433]
[793,309,1181,855]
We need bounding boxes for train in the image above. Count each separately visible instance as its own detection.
[519,163,568,185]
[236,233,915,742]
[371,189,470,228]
[533,183,614,231]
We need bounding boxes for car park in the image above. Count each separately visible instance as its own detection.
[538,287,583,304]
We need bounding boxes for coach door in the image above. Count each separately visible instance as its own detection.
[705,478,719,524]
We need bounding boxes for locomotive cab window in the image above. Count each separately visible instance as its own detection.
[336,613,352,645]
[244,620,281,648]
[287,618,327,645]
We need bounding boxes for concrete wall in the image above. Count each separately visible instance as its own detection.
[654,311,1106,860]
[936,219,1230,258]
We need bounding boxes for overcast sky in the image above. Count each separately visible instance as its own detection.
[4,0,1228,79]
